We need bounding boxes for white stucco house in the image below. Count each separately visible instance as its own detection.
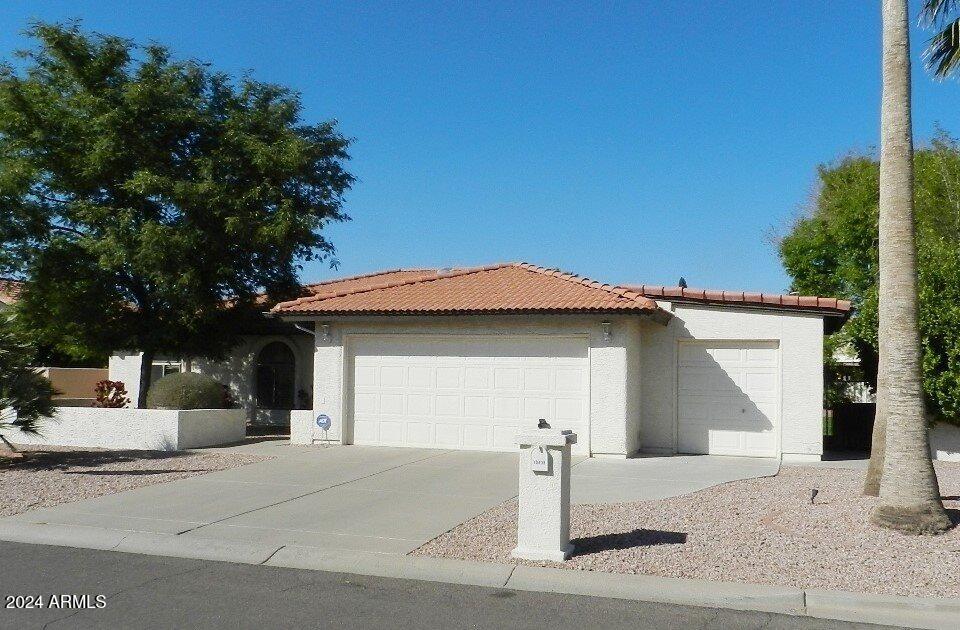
[112,262,853,461]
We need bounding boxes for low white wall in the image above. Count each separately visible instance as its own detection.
[6,407,246,451]
[930,422,960,462]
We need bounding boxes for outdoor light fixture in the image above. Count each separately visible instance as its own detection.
[320,323,332,342]
[601,321,612,342]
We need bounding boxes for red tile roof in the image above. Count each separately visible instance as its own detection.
[0,278,22,305]
[273,263,669,318]
[623,284,852,316]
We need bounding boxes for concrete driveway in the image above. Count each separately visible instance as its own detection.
[1,442,778,556]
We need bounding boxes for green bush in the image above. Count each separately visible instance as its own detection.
[146,372,228,410]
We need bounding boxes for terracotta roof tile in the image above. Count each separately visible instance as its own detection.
[623,284,852,316]
[273,263,668,318]
[0,278,22,305]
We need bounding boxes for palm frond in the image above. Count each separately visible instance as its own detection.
[925,17,960,78]
[920,0,960,26]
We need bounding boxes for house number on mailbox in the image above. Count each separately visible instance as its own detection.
[531,446,549,472]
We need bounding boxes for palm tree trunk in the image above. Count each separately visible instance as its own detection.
[870,0,951,534]
[863,369,887,496]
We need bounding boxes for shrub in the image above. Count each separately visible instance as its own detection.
[93,380,129,408]
[146,372,228,410]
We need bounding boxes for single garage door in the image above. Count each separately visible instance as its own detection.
[349,335,589,454]
[677,341,780,457]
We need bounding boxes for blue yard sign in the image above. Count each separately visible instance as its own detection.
[315,414,332,430]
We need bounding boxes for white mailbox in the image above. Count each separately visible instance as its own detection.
[512,428,577,562]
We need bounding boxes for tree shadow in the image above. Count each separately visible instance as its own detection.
[0,449,191,472]
[571,528,687,557]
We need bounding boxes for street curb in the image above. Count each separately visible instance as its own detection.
[265,545,515,588]
[505,565,805,615]
[1,523,959,629]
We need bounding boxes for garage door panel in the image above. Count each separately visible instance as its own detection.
[464,367,491,388]
[677,341,779,457]
[463,425,490,448]
[406,422,431,445]
[494,368,522,390]
[523,367,550,391]
[464,395,490,417]
[435,395,461,416]
[350,335,589,453]
[494,397,520,419]
[436,367,460,388]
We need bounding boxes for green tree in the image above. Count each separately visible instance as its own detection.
[0,23,353,405]
[781,139,960,426]
[0,314,56,439]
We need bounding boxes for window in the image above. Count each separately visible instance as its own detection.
[151,360,182,384]
[255,342,296,409]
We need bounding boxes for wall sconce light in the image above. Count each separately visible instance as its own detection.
[601,321,612,343]
[320,323,332,342]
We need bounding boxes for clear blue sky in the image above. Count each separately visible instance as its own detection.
[3,1,959,292]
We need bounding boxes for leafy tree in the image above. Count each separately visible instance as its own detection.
[0,23,353,405]
[781,136,960,427]
[0,314,56,438]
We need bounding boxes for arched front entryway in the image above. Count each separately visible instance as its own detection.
[255,341,296,410]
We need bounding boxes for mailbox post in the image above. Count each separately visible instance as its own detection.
[511,428,577,562]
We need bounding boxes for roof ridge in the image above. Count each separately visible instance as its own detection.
[300,268,438,290]
[512,263,658,308]
[271,263,515,311]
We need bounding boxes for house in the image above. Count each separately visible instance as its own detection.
[108,263,853,460]
[0,278,21,312]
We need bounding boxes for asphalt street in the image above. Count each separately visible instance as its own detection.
[0,541,896,630]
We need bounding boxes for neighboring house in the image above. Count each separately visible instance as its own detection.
[110,262,852,459]
[0,278,22,312]
[832,346,875,404]
[2,279,110,406]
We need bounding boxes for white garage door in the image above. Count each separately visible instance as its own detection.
[677,341,780,457]
[349,335,589,454]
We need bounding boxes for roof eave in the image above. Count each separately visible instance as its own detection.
[274,307,672,323]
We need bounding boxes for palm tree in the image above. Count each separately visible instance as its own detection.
[865,0,960,498]
[921,0,960,77]
[869,0,951,534]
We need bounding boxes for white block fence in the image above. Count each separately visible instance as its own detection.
[5,407,246,451]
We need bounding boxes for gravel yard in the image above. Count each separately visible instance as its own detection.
[413,463,960,598]
[0,446,268,517]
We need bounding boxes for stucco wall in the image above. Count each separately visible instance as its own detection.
[640,303,825,460]
[6,407,245,450]
[108,352,143,407]
[930,422,960,462]
[110,334,314,424]
[194,333,314,425]
[295,314,645,456]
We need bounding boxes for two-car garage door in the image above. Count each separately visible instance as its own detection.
[677,341,780,457]
[349,335,589,455]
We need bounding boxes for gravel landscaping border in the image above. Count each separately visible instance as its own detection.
[413,463,960,598]
[0,445,268,517]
